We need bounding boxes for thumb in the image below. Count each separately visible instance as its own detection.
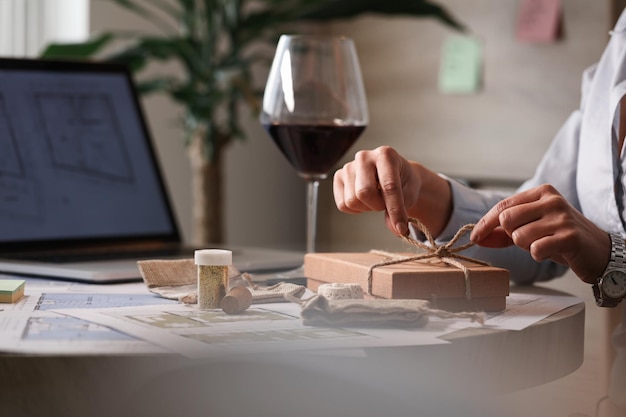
[472,227,514,248]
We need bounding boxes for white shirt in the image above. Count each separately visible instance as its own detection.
[428,9,626,407]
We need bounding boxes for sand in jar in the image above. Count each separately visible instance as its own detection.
[195,249,232,309]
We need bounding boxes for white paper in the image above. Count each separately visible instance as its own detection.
[0,276,175,354]
[0,310,166,354]
[436,292,583,331]
[0,273,584,356]
[57,302,455,358]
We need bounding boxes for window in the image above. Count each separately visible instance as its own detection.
[0,0,89,57]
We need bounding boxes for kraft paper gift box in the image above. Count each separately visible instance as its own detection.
[304,252,510,312]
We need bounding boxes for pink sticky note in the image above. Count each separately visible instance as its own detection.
[516,0,562,43]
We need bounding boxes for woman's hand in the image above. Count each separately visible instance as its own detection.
[470,184,610,283]
[333,146,452,237]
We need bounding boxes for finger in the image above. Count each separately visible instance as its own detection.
[333,169,359,214]
[527,234,561,263]
[498,187,568,251]
[334,154,387,214]
[471,188,543,243]
[353,153,386,212]
[497,203,544,246]
[523,220,580,264]
[473,227,515,248]
[334,167,371,214]
[375,150,409,236]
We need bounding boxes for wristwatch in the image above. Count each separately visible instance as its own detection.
[593,233,626,307]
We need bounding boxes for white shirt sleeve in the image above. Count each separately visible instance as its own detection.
[421,72,586,285]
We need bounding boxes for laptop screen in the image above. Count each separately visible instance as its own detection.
[0,58,180,250]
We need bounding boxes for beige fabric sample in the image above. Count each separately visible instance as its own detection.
[137,258,305,304]
[297,295,484,328]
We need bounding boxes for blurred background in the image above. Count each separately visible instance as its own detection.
[90,0,611,254]
[1,0,612,253]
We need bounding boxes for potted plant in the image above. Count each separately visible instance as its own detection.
[42,0,464,245]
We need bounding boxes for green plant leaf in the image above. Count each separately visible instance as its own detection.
[294,0,465,31]
[135,77,180,94]
[42,0,467,154]
[41,33,115,59]
[104,37,202,74]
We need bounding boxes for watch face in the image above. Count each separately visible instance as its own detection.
[601,270,626,299]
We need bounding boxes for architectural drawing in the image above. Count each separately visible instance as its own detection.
[0,96,23,177]
[34,292,178,311]
[0,95,38,219]
[126,309,293,329]
[34,92,134,183]
[23,315,135,341]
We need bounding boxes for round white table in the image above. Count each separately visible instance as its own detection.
[0,286,584,417]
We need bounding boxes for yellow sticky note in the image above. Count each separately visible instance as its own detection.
[438,35,483,94]
[0,279,25,303]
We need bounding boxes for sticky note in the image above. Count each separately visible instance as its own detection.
[516,0,562,43]
[438,35,483,94]
[0,279,25,303]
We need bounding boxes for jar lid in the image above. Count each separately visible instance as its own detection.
[194,249,232,266]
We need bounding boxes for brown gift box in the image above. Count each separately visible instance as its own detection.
[304,252,510,312]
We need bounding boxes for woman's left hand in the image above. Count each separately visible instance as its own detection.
[470,184,610,283]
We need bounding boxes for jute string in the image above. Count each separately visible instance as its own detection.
[367,218,489,299]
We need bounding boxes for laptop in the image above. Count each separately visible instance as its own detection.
[0,58,303,283]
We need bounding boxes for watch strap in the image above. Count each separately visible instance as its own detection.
[608,233,626,270]
[595,233,626,307]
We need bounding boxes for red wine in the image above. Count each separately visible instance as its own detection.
[263,124,365,178]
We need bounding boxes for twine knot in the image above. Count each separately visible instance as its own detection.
[432,245,453,258]
[367,218,489,300]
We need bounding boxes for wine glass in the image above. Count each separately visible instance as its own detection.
[260,34,368,257]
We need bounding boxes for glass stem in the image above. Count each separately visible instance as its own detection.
[306,180,320,254]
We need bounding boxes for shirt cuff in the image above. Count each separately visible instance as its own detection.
[410,174,507,244]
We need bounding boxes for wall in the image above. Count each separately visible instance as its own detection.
[91,0,611,253]
[318,0,612,252]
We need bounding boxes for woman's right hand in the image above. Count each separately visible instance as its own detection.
[333,146,452,237]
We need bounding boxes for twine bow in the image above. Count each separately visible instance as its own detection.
[367,218,489,299]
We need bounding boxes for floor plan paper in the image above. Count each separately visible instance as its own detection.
[0,310,167,354]
[57,302,455,358]
[0,273,584,356]
[435,292,583,331]
[0,276,178,354]
[54,292,582,358]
